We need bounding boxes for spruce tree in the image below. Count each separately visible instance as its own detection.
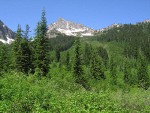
[20,25,32,74]
[13,25,32,74]
[34,10,49,76]
[73,37,86,86]
[13,25,22,72]
[29,42,36,73]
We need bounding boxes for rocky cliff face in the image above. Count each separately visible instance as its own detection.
[0,20,15,44]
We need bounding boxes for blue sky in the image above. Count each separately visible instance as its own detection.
[0,0,150,35]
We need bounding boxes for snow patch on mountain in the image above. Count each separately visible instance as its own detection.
[82,33,93,36]
[0,35,14,44]
[3,25,6,28]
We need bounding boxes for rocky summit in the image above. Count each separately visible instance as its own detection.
[47,18,94,38]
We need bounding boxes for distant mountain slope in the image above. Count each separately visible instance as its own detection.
[92,19,150,62]
[0,20,15,44]
[95,19,150,36]
[47,18,94,38]
[95,19,150,34]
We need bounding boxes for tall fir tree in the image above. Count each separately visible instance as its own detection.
[20,25,32,74]
[34,9,49,76]
[73,37,87,88]
[13,25,32,74]
[13,25,22,72]
[29,35,36,74]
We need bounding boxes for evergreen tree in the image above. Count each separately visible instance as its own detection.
[97,46,109,69]
[13,25,22,72]
[110,56,117,84]
[0,45,10,75]
[30,40,36,73]
[13,25,32,74]
[124,60,130,84]
[90,50,105,80]
[84,43,92,66]
[24,24,30,40]
[34,10,49,76]
[66,51,70,70]
[20,25,32,74]
[137,52,149,89]
[56,48,60,62]
[73,38,86,87]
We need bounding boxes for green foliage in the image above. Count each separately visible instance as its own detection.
[0,45,11,75]
[137,52,150,89]
[90,49,105,80]
[20,25,32,74]
[124,59,131,84]
[55,48,60,62]
[110,56,117,85]
[47,91,122,113]
[34,9,49,76]
[13,25,32,74]
[66,51,70,70]
[84,43,92,66]
[0,73,52,112]
[109,89,150,112]
[13,25,22,71]
[97,46,109,68]
[0,70,149,112]
[94,23,150,62]
[48,35,76,51]
[73,38,87,89]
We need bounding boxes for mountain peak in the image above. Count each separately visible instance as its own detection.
[0,20,15,44]
[48,18,94,38]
